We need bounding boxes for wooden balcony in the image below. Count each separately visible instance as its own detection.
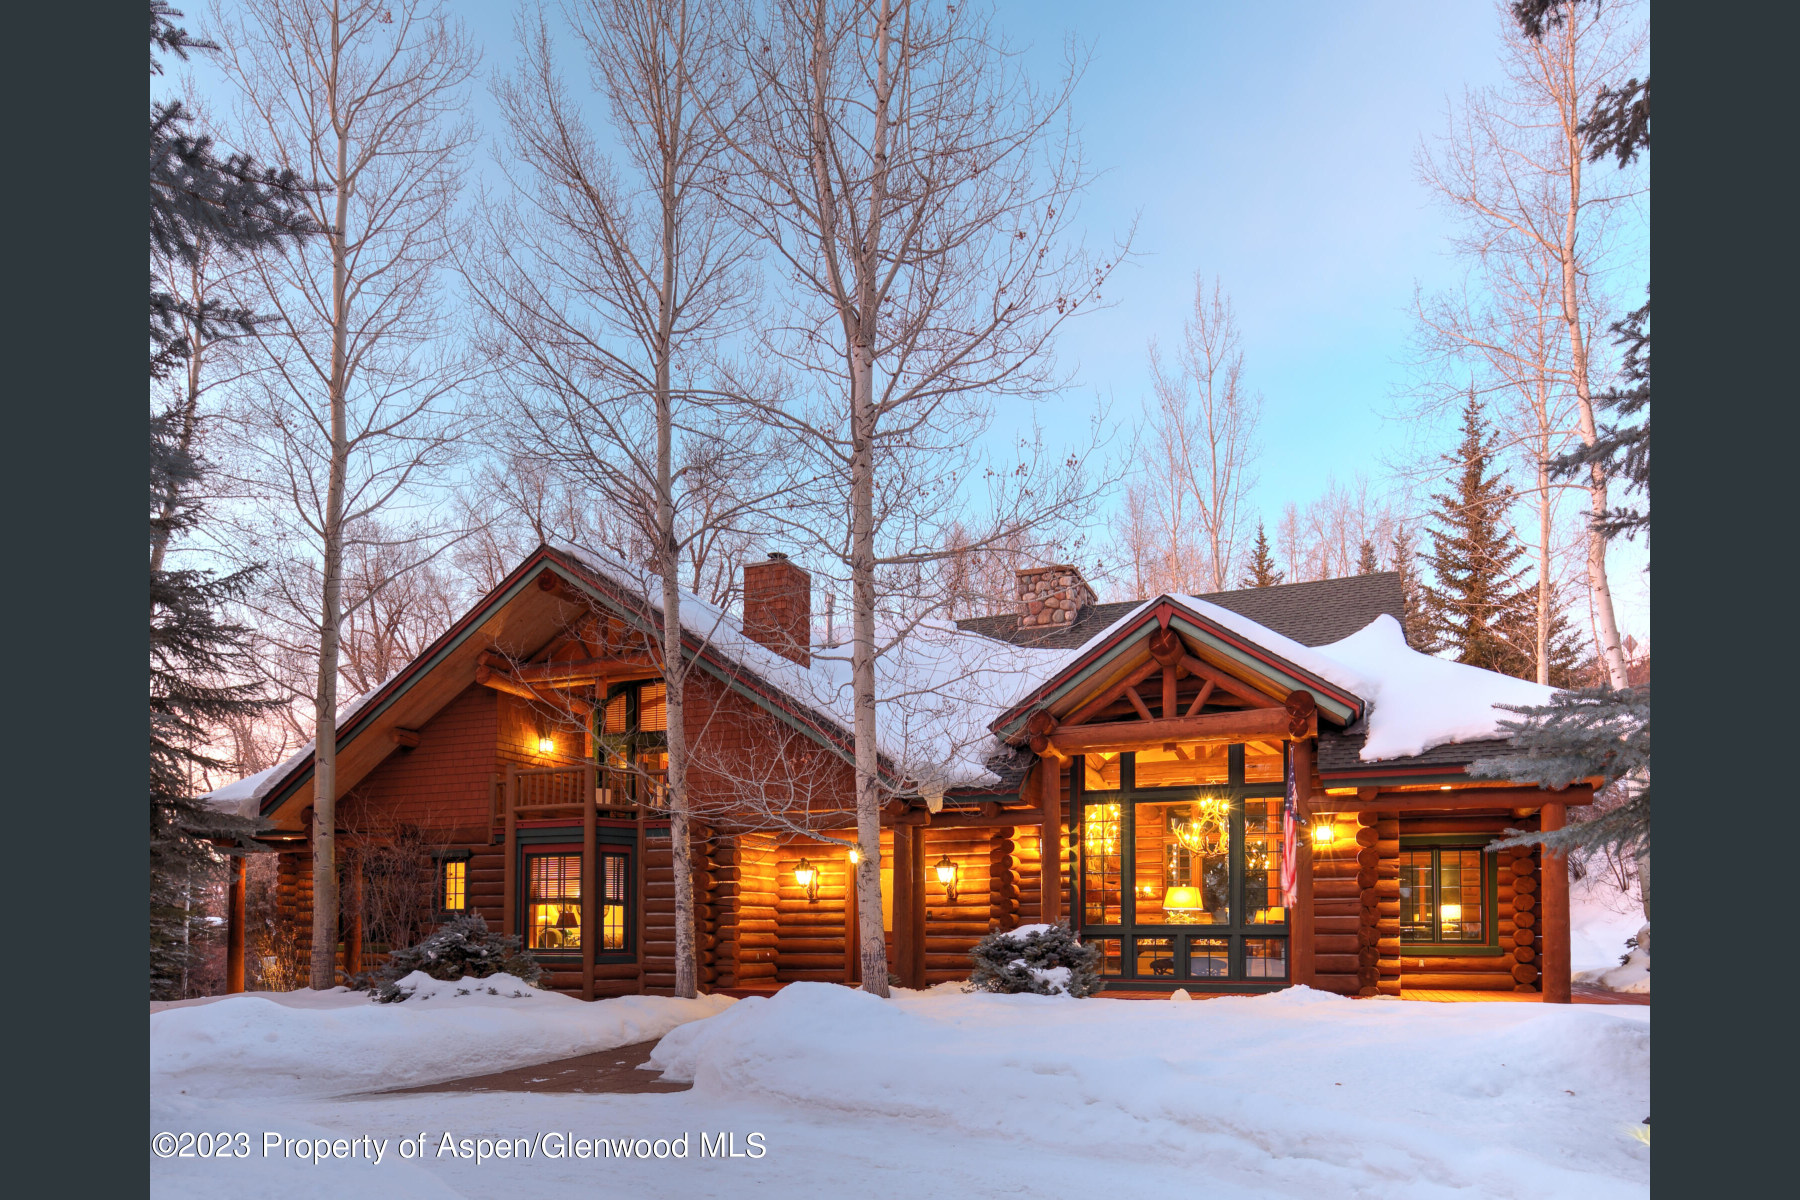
[505,763,669,818]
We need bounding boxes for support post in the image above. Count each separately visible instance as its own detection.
[344,848,363,979]
[1289,739,1315,988]
[892,822,916,988]
[1040,758,1062,927]
[226,854,246,994]
[1540,802,1571,1003]
[844,838,859,985]
[502,765,517,943]
[909,824,927,988]
[582,763,597,1002]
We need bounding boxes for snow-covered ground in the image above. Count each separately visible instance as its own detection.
[152,979,1648,1199]
[1569,868,1649,992]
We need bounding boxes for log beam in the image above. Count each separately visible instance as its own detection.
[1046,706,1312,756]
[390,728,421,748]
[476,664,595,716]
[1061,659,1162,727]
[1040,759,1062,926]
[1178,655,1282,708]
[1540,802,1571,1003]
[582,763,597,1002]
[226,855,246,994]
[1290,739,1315,989]
[1320,785,1595,812]
[1184,679,1216,717]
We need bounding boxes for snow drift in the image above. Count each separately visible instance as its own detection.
[151,982,732,1098]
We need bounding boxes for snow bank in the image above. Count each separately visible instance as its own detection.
[651,982,1649,1196]
[151,983,732,1099]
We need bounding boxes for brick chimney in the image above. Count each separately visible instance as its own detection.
[1015,565,1096,628]
[743,552,812,668]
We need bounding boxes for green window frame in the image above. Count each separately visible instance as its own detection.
[1398,837,1501,952]
[1075,743,1290,987]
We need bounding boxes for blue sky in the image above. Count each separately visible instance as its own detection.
[175,1,1648,640]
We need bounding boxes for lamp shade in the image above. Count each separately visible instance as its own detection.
[1439,903,1462,925]
[1163,885,1204,911]
[793,859,817,888]
[934,855,957,885]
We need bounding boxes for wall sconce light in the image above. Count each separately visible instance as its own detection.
[794,857,820,902]
[537,735,557,755]
[847,846,860,866]
[1311,822,1336,846]
[934,854,959,903]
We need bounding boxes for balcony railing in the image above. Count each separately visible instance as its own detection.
[508,763,668,817]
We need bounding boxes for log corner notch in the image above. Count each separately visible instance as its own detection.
[1282,689,1317,739]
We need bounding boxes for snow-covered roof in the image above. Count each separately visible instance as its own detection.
[203,545,1554,813]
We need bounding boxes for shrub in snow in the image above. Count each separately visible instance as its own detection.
[967,924,1103,998]
[367,913,543,1003]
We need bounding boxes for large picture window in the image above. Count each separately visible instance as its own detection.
[1399,846,1492,945]
[1077,742,1289,986]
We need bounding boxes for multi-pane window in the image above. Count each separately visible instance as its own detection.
[1243,798,1286,924]
[440,859,466,912]
[1400,847,1489,944]
[599,852,629,951]
[1082,802,1122,924]
[1076,744,1289,985]
[527,854,582,951]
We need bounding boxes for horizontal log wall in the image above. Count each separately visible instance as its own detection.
[774,836,851,985]
[1307,808,1360,996]
[1390,810,1539,993]
[922,827,1003,985]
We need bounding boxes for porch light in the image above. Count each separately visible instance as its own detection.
[537,734,556,755]
[1163,885,1203,912]
[935,855,960,903]
[794,857,820,902]
[847,847,860,866]
[1311,822,1336,846]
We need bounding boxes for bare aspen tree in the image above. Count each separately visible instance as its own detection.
[211,0,479,988]
[469,0,789,998]
[718,0,1123,996]
[1417,0,1645,687]
[1143,275,1262,593]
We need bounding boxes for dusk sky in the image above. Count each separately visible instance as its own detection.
[178,0,1649,638]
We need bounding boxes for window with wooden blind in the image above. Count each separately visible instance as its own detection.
[599,852,629,951]
[526,853,582,951]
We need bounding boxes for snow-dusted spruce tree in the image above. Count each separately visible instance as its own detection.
[714,0,1125,998]
[367,914,542,1002]
[467,0,800,1000]
[211,0,482,990]
[150,2,313,1000]
[1470,0,1649,922]
[968,926,1103,998]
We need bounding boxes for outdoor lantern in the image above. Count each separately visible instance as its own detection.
[794,857,820,902]
[1312,822,1336,846]
[935,854,960,903]
[847,847,860,866]
[537,734,556,755]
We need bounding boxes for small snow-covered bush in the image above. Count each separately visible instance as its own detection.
[367,913,543,1002]
[967,924,1103,997]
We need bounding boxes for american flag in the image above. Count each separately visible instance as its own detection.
[1280,742,1299,908]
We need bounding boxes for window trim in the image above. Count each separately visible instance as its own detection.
[1075,744,1291,987]
[1397,835,1504,956]
[513,836,637,962]
[434,850,472,916]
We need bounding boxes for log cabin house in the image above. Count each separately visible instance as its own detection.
[206,544,1589,1003]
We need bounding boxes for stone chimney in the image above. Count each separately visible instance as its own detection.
[743,552,812,668]
[1015,565,1096,629]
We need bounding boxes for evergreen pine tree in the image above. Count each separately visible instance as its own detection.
[1420,391,1537,679]
[1389,526,1433,652]
[1356,540,1378,574]
[1238,522,1283,588]
[149,2,313,999]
